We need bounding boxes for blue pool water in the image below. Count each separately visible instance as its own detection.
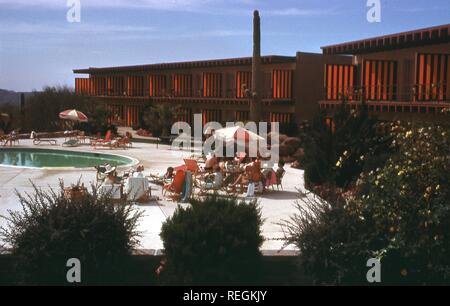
[0,148,136,169]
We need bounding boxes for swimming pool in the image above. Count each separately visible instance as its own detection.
[0,148,137,169]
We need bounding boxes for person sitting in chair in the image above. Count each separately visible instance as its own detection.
[202,165,223,190]
[275,161,286,181]
[204,153,218,172]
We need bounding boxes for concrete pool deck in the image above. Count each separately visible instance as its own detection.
[0,139,307,253]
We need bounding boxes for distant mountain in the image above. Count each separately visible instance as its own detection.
[0,89,35,106]
[0,89,19,105]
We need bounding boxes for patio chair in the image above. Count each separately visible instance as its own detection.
[2,133,19,146]
[183,159,203,176]
[275,169,286,190]
[195,173,223,195]
[162,169,186,200]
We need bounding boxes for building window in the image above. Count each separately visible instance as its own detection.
[363,60,398,101]
[416,53,450,101]
[236,71,252,98]
[172,74,193,97]
[149,75,167,97]
[202,73,222,98]
[324,64,356,101]
[272,70,293,99]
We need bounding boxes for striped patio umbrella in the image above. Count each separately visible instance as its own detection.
[59,109,88,122]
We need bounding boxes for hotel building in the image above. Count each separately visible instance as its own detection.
[73,53,349,128]
[320,24,450,122]
[74,24,450,127]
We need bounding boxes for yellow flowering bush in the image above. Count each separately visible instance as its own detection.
[284,122,450,285]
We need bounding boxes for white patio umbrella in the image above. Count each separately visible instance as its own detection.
[59,109,88,122]
[213,126,264,145]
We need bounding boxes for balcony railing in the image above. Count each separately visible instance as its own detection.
[324,84,450,103]
[77,88,285,100]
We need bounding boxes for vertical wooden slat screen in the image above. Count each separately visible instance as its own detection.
[235,111,249,121]
[177,108,192,125]
[75,78,91,95]
[202,109,222,125]
[172,74,193,97]
[270,112,293,124]
[416,53,449,101]
[126,76,144,96]
[149,75,167,97]
[272,70,293,99]
[236,71,252,98]
[324,64,356,100]
[363,59,398,101]
[202,73,222,97]
[125,105,141,127]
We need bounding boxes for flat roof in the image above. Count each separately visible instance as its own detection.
[73,55,296,74]
[321,24,450,55]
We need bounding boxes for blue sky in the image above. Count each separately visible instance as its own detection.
[0,0,449,91]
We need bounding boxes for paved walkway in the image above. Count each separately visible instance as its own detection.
[0,139,306,252]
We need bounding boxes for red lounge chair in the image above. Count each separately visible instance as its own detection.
[92,130,112,148]
[162,170,186,200]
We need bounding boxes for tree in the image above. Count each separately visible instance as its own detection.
[141,102,180,137]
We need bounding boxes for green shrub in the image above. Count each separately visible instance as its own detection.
[301,103,391,189]
[160,196,264,285]
[283,123,450,285]
[0,182,142,285]
[281,194,372,285]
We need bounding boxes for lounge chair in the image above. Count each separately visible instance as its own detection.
[162,169,186,200]
[62,139,80,147]
[33,138,57,145]
[91,130,112,148]
[111,136,132,149]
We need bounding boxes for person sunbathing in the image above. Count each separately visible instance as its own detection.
[149,167,174,185]
[204,153,218,172]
